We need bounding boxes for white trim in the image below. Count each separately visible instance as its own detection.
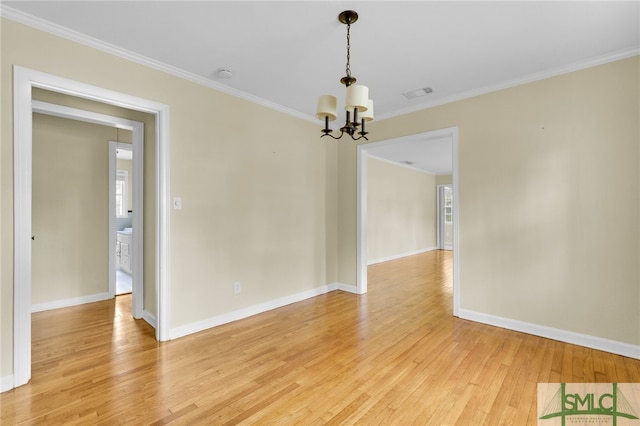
[31,292,110,313]
[451,128,460,316]
[458,309,640,360]
[156,107,171,342]
[1,375,14,393]
[337,283,358,294]
[170,284,337,340]
[375,48,640,121]
[436,185,443,250]
[357,127,460,317]
[143,310,157,329]
[356,148,368,295]
[131,121,145,320]
[33,101,144,319]
[1,5,313,124]
[13,64,33,389]
[108,142,117,298]
[12,65,170,390]
[368,247,438,266]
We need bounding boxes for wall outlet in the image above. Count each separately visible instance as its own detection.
[233,281,241,294]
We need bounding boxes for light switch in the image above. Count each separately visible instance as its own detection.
[173,197,182,210]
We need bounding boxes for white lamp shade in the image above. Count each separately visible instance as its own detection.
[316,95,337,121]
[360,99,374,122]
[345,85,369,111]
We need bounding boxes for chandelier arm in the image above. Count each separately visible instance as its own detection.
[321,131,345,140]
[351,134,369,141]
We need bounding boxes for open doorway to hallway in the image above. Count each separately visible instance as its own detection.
[356,127,459,315]
[31,91,145,314]
[12,66,169,390]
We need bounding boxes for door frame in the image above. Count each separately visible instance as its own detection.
[13,65,171,389]
[110,141,138,300]
[356,126,460,316]
[32,101,144,316]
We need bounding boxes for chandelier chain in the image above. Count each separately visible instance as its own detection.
[345,22,351,78]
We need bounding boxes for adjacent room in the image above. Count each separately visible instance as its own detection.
[1,1,639,424]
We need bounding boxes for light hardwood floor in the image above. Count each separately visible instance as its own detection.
[2,250,639,424]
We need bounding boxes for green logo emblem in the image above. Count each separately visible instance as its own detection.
[539,383,639,426]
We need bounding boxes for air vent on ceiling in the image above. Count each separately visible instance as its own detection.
[403,87,433,100]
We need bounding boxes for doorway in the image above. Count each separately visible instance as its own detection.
[110,141,138,298]
[356,127,460,316]
[12,66,170,389]
[437,185,454,250]
[33,100,145,318]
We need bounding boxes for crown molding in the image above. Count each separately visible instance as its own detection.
[0,5,316,123]
[377,47,640,121]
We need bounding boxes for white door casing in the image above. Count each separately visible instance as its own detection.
[12,65,171,390]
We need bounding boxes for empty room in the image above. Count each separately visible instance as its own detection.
[1,1,639,424]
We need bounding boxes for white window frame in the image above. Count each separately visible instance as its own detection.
[115,169,129,218]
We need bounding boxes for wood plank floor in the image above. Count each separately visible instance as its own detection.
[2,250,639,425]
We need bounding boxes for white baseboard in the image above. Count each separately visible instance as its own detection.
[1,375,14,393]
[337,283,358,294]
[367,247,438,265]
[31,292,111,313]
[142,310,157,329]
[170,283,339,340]
[458,309,640,360]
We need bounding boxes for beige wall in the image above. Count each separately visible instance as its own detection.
[340,56,640,345]
[367,157,436,262]
[32,114,111,304]
[1,18,336,380]
[436,174,452,186]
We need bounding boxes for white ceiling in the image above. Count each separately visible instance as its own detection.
[3,1,638,174]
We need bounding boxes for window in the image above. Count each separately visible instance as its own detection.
[444,188,453,224]
[116,169,128,218]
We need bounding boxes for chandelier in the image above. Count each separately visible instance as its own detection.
[316,10,373,140]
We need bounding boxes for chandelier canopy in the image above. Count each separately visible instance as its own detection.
[316,10,373,141]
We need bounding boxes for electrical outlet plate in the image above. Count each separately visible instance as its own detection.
[233,281,241,294]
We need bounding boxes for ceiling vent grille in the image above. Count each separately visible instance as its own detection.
[403,87,433,100]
